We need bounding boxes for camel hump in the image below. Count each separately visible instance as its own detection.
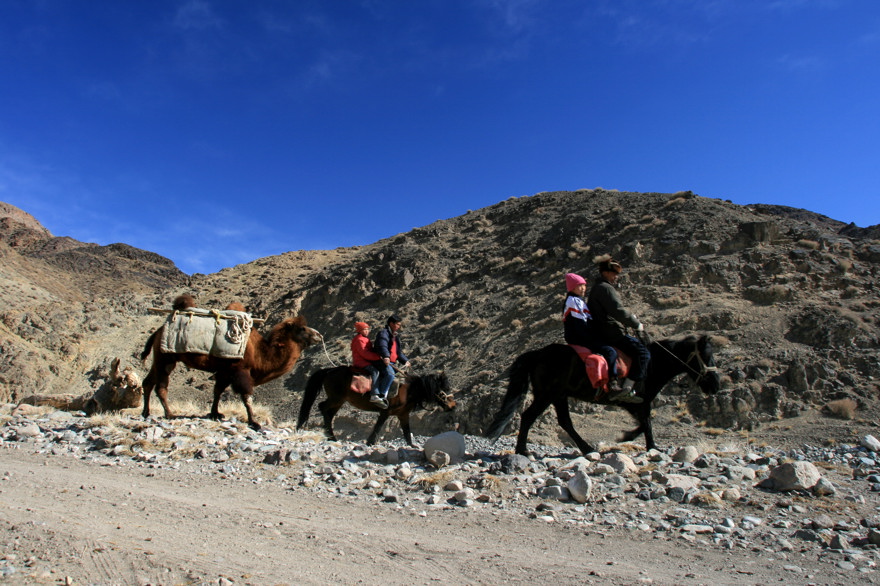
[172,294,197,310]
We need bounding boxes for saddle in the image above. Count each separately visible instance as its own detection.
[568,345,632,392]
[347,366,400,398]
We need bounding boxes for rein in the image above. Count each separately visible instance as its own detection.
[653,339,718,383]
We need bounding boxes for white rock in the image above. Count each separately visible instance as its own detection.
[861,434,880,453]
[662,473,701,491]
[567,471,592,504]
[600,453,638,475]
[423,431,466,464]
[444,480,465,492]
[672,446,700,463]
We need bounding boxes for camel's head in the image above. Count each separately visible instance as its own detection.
[279,315,323,348]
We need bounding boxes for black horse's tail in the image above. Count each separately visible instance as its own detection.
[297,368,331,430]
[140,329,161,361]
[485,350,540,442]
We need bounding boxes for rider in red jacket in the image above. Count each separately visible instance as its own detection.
[351,322,382,397]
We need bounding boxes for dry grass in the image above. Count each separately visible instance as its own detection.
[663,197,688,208]
[414,469,456,489]
[824,398,857,420]
[478,474,503,491]
[701,427,726,437]
[797,239,820,250]
[689,492,723,508]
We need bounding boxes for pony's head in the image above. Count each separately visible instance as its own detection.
[684,335,721,395]
[407,372,456,412]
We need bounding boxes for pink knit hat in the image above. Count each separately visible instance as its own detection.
[565,273,586,291]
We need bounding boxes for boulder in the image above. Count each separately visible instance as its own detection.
[762,461,822,491]
[423,431,465,464]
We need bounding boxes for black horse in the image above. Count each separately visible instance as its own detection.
[485,335,721,455]
[297,367,455,446]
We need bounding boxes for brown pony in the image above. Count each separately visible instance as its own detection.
[140,296,322,429]
[297,366,455,446]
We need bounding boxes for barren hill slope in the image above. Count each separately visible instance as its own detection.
[2,191,878,449]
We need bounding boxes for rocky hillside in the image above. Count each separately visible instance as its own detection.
[2,192,879,447]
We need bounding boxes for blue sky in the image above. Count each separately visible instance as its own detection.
[1,1,878,275]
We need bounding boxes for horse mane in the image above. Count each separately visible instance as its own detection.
[405,373,446,411]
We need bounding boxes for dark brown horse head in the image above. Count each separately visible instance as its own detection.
[684,335,721,395]
[408,371,455,411]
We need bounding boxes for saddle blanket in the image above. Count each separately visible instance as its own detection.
[160,308,253,359]
[348,367,400,398]
[568,345,632,391]
[351,374,372,394]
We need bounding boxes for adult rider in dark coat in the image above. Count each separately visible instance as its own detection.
[371,314,410,409]
[587,255,650,403]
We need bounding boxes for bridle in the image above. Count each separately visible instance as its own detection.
[434,386,456,405]
[655,341,719,384]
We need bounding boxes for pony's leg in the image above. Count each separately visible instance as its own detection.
[515,396,552,455]
[317,399,342,441]
[396,412,415,447]
[552,400,595,455]
[367,411,391,445]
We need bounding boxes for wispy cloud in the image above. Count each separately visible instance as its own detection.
[172,0,223,31]
[776,53,827,73]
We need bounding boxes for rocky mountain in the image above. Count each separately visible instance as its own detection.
[2,192,878,447]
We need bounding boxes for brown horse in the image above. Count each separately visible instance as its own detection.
[140,297,322,429]
[297,367,455,446]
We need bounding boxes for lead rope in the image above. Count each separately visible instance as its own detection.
[320,335,340,367]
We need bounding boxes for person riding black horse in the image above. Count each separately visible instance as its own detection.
[561,272,639,403]
[587,255,650,403]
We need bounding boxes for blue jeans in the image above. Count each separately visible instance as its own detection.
[362,364,380,393]
[375,363,396,397]
[613,335,650,381]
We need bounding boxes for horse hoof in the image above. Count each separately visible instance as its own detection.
[248,421,261,431]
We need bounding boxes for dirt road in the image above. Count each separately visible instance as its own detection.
[1,447,861,586]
